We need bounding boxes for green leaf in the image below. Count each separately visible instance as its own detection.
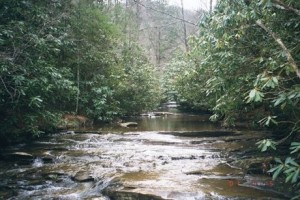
[274,95,286,107]
[247,88,264,103]
[272,165,284,180]
[268,166,278,173]
[285,167,296,174]
[29,96,43,108]
[262,143,268,152]
[275,157,282,163]
[290,142,300,155]
[255,90,264,102]
[289,159,299,167]
[286,172,294,183]
[249,89,256,99]
[258,116,278,127]
[257,139,277,152]
[280,102,287,110]
[272,77,278,85]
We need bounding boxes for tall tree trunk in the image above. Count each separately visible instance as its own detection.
[124,0,130,43]
[108,0,112,7]
[136,0,141,27]
[210,0,213,13]
[180,0,188,52]
[75,65,80,114]
[157,29,161,68]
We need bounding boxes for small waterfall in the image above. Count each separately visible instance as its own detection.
[32,157,44,168]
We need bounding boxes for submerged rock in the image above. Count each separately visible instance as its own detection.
[41,156,54,163]
[72,171,95,182]
[86,197,110,200]
[231,157,273,175]
[247,161,272,175]
[103,189,167,200]
[185,170,204,175]
[119,122,138,128]
[159,130,236,137]
[0,152,34,164]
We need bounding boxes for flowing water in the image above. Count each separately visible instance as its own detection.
[0,110,291,199]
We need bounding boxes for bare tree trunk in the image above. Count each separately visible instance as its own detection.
[180,0,188,52]
[108,0,112,7]
[136,0,141,27]
[75,65,80,114]
[157,29,161,68]
[124,0,130,43]
[210,0,213,13]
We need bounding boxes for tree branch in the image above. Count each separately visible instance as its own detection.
[132,0,197,26]
[0,76,14,101]
[272,0,300,16]
[276,120,300,145]
[139,21,178,31]
[256,19,300,78]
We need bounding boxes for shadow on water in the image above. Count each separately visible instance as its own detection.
[0,108,293,199]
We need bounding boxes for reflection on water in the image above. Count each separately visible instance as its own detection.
[99,114,217,132]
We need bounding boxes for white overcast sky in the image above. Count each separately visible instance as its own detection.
[168,0,216,11]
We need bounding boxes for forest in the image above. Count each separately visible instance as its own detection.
[0,0,300,198]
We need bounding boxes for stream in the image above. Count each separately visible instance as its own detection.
[0,109,292,199]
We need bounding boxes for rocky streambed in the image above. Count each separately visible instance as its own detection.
[0,114,292,199]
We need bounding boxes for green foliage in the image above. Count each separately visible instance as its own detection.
[247,88,264,103]
[164,0,300,194]
[256,139,277,152]
[0,0,162,144]
[115,42,161,115]
[291,142,300,156]
[166,0,300,125]
[268,156,300,184]
[0,0,77,143]
[258,115,278,126]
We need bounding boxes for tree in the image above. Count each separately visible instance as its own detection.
[0,0,162,144]
[180,0,188,51]
[0,0,77,143]
[167,0,300,192]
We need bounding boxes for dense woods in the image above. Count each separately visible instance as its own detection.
[1,0,300,195]
[0,0,163,143]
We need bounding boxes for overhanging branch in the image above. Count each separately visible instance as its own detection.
[256,19,300,78]
[273,0,300,16]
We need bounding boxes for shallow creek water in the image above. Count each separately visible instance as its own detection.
[0,112,291,199]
